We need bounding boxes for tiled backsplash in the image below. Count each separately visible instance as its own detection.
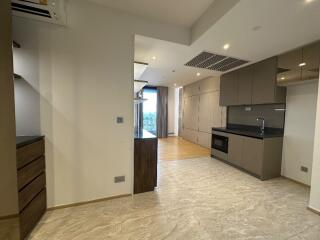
[228,104,286,129]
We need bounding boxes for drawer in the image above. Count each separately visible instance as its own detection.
[19,173,46,211]
[17,139,44,169]
[18,157,45,190]
[20,189,47,240]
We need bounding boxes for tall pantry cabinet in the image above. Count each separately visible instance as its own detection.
[181,77,226,148]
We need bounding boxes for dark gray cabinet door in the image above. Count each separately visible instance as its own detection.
[238,66,253,105]
[219,71,238,106]
[242,137,264,176]
[302,41,320,81]
[228,134,243,166]
[252,57,277,104]
[277,48,302,84]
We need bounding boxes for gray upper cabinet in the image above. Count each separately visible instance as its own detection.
[238,66,253,105]
[220,57,285,106]
[277,48,302,84]
[219,71,238,106]
[277,41,320,85]
[302,41,320,81]
[252,57,278,104]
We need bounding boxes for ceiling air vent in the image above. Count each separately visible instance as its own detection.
[185,51,249,72]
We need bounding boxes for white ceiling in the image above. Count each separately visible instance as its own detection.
[88,0,215,27]
[135,0,320,88]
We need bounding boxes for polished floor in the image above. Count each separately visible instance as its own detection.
[30,157,320,240]
[158,137,210,160]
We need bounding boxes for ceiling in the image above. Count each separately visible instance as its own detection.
[88,0,215,28]
[135,0,320,88]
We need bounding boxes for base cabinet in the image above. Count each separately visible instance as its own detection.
[16,137,46,240]
[134,137,158,194]
[213,132,283,180]
[242,138,264,176]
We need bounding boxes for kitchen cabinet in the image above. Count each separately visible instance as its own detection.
[219,71,238,106]
[228,134,243,166]
[237,65,253,105]
[277,48,302,84]
[242,137,263,176]
[198,131,211,148]
[277,41,320,85]
[220,57,286,106]
[252,57,286,104]
[302,42,320,81]
[183,96,199,130]
[212,131,283,180]
[182,77,225,147]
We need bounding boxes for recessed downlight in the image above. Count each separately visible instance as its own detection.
[299,62,306,67]
[196,72,201,77]
[281,77,285,80]
[223,43,230,50]
[305,0,314,3]
[151,56,156,60]
[174,83,177,87]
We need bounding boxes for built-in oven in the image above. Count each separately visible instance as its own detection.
[212,133,229,153]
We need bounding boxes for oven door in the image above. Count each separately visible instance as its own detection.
[212,134,229,153]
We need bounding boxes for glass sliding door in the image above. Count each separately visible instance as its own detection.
[142,87,157,135]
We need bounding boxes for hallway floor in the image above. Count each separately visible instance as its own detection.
[30,157,320,240]
[158,137,210,160]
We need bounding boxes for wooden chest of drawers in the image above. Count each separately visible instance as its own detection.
[16,137,46,240]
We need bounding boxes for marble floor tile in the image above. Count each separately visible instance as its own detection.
[30,158,320,240]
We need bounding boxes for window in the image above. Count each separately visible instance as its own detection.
[142,88,157,135]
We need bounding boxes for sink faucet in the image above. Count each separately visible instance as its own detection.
[256,117,265,134]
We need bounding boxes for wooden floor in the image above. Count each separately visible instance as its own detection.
[158,137,210,160]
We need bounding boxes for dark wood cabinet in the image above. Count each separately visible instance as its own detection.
[134,131,158,194]
[16,137,46,240]
[238,66,253,105]
[219,71,238,106]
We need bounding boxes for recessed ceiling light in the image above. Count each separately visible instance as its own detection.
[151,56,156,60]
[223,43,230,50]
[174,83,177,87]
[197,72,201,76]
[299,62,306,67]
[281,77,285,80]
[305,0,314,3]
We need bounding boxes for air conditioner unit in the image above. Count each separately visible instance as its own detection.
[11,0,67,25]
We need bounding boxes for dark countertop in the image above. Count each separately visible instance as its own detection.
[16,136,44,148]
[213,124,284,139]
[134,129,157,140]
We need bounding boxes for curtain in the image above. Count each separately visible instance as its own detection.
[157,86,168,138]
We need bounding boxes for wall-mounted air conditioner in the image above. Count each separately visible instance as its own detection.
[11,0,67,25]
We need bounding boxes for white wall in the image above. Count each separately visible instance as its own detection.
[310,73,320,212]
[12,0,189,208]
[281,82,318,185]
[168,87,176,135]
